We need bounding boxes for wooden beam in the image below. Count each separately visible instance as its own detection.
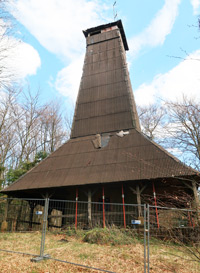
[129,184,147,195]
[140,184,147,194]
[88,189,92,226]
[136,185,142,217]
[191,180,200,222]
[28,201,36,230]
[121,184,126,228]
[130,184,147,218]
[102,186,105,228]
[83,188,97,197]
[75,188,78,229]
[129,186,136,194]
[182,181,193,191]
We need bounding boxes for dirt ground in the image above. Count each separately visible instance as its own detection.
[0,232,199,273]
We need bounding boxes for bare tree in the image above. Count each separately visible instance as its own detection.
[0,86,70,189]
[11,89,43,165]
[39,100,67,153]
[138,98,200,211]
[0,0,19,88]
[138,97,200,170]
[0,88,19,187]
[164,96,200,170]
[65,102,74,139]
[137,103,166,142]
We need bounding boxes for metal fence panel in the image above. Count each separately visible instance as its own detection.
[148,205,200,273]
[5,198,200,272]
[0,197,46,257]
[44,199,147,273]
[47,199,144,229]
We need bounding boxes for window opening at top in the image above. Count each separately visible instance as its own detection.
[90,30,101,36]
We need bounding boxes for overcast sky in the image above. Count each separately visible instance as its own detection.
[5,0,200,109]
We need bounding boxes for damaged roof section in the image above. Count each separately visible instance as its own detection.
[92,133,111,149]
[92,134,101,149]
[92,130,130,149]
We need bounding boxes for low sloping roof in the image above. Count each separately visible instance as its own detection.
[3,129,198,195]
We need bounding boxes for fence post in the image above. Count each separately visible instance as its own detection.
[31,198,50,262]
[40,198,49,257]
[144,204,147,273]
[147,204,150,273]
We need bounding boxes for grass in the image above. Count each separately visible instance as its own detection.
[82,227,137,245]
[0,229,199,273]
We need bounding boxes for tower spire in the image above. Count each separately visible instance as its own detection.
[71,20,140,138]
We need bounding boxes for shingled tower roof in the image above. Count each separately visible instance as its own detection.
[71,20,141,138]
[2,20,198,198]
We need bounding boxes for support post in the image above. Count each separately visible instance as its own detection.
[130,184,146,219]
[122,184,126,228]
[47,208,53,229]
[88,189,92,226]
[1,199,10,232]
[152,182,159,229]
[28,201,35,230]
[16,200,23,231]
[191,180,200,223]
[75,188,78,229]
[136,185,142,218]
[102,186,105,228]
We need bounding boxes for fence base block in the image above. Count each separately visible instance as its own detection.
[31,254,51,263]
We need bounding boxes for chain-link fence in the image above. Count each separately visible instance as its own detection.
[0,197,199,272]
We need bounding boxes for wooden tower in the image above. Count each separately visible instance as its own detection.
[2,21,199,205]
